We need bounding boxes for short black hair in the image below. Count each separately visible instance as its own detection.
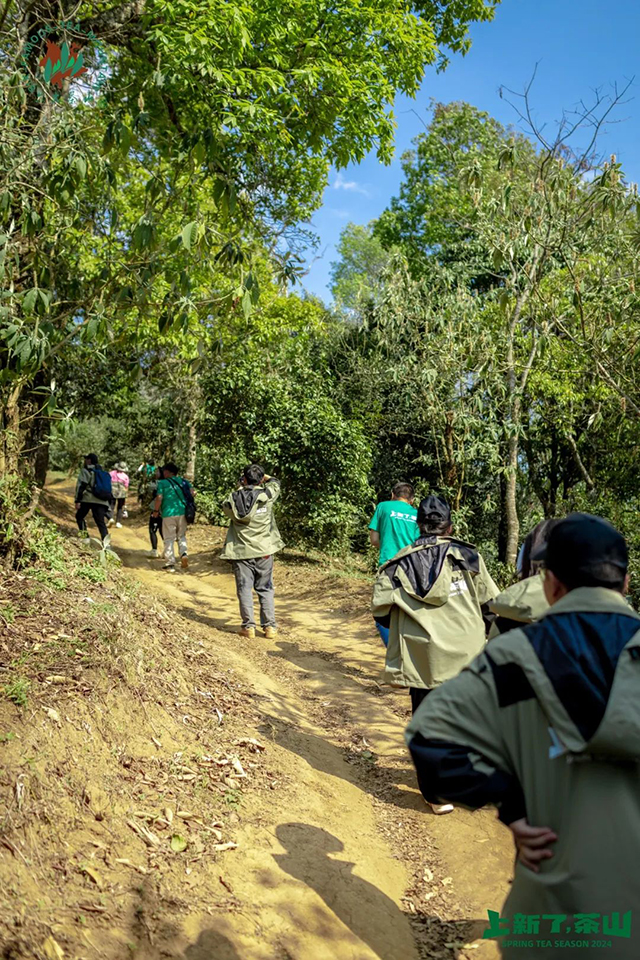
[163,462,179,475]
[85,453,99,466]
[392,482,414,501]
[562,562,627,593]
[419,518,452,536]
[244,463,265,485]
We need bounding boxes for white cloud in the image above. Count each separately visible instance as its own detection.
[328,207,351,219]
[333,172,371,197]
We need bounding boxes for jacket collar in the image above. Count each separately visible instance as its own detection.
[541,585,639,620]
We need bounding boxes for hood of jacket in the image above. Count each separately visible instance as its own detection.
[490,572,548,623]
[486,587,640,760]
[228,486,269,524]
[380,535,484,607]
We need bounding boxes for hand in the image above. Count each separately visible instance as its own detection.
[75,502,81,510]
[152,510,160,518]
[508,817,557,873]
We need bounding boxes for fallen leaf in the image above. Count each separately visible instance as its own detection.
[441,876,453,886]
[164,807,174,824]
[42,936,64,960]
[115,858,148,875]
[81,865,103,889]
[44,707,61,725]
[423,867,433,882]
[171,834,188,853]
[231,758,246,777]
[213,842,238,852]
[127,818,160,847]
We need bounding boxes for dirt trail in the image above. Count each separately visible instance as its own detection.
[41,479,512,958]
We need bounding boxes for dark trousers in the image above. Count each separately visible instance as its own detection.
[410,687,432,715]
[149,514,163,550]
[76,502,109,542]
[232,557,276,629]
[108,497,126,522]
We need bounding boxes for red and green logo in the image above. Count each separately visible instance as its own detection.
[39,40,88,89]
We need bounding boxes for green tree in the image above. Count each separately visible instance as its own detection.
[329,223,393,312]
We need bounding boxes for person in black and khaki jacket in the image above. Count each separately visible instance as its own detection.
[406,514,640,959]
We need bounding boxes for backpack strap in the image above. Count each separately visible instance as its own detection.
[166,476,187,506]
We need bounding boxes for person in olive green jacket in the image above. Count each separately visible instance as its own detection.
[488,518,561,639]
[406,514,639,959]
[221,464,283,640]
[372,494,497,813]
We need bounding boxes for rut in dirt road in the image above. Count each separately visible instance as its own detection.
[43,479,513,958]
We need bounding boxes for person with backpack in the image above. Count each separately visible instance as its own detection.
[221,464,283,640]
[108,462,130,528]
[152,463,195,572]
[74,453,112,547]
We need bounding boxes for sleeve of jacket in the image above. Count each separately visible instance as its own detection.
[75,467,90,501]
[405,653,526,825]
[371,566,395,626]
[476,554,499,604]
[264,478,281,503]
[221,493,235,518]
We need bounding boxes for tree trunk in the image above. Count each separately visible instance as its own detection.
[497,467,508,564]
[0,383,23,478]
[505,428,520,566]
[184,414,197,483]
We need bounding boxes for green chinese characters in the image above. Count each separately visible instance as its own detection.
[483,910,632,940]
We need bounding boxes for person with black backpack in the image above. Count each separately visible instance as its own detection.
[152,462,196,572]
[74,453,112,547]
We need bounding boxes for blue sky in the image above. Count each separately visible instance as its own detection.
[301,0,639,304]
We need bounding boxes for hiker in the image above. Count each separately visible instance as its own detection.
[74,453,112,547]
[371,494,497,813]
[137,459,156,505]
[108,462,130,528]
[141,466,163,558]
[221,464,283,640]
[368,482,418,646]
[488,518,561,638]
[152,463,194,572]
[405,514,639,958]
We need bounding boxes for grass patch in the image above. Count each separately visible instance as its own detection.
[2,677,31,707]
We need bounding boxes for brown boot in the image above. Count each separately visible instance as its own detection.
[264,626,277,640]
[239,627,256,640]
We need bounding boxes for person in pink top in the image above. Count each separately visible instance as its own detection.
[108,462,130,528]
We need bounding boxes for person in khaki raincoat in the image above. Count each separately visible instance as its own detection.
[371,494,497,812]
[221,464,283,641]
[406,514,640,959]
[488,518,560,639]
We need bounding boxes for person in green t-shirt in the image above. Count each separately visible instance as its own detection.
[368,482,418,646]
[369,482,418,567]
[152,462,193,572]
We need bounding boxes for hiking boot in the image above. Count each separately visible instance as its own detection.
[163,561,175,572]
[180,554,189,569]
[107,517,115,527]
[115,522,123,528]
[239,627,256,640]
[264,626,277,640]
[427,800,454,815]
[148,549,159,558]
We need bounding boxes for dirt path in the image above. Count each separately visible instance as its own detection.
[43,479,512,958]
